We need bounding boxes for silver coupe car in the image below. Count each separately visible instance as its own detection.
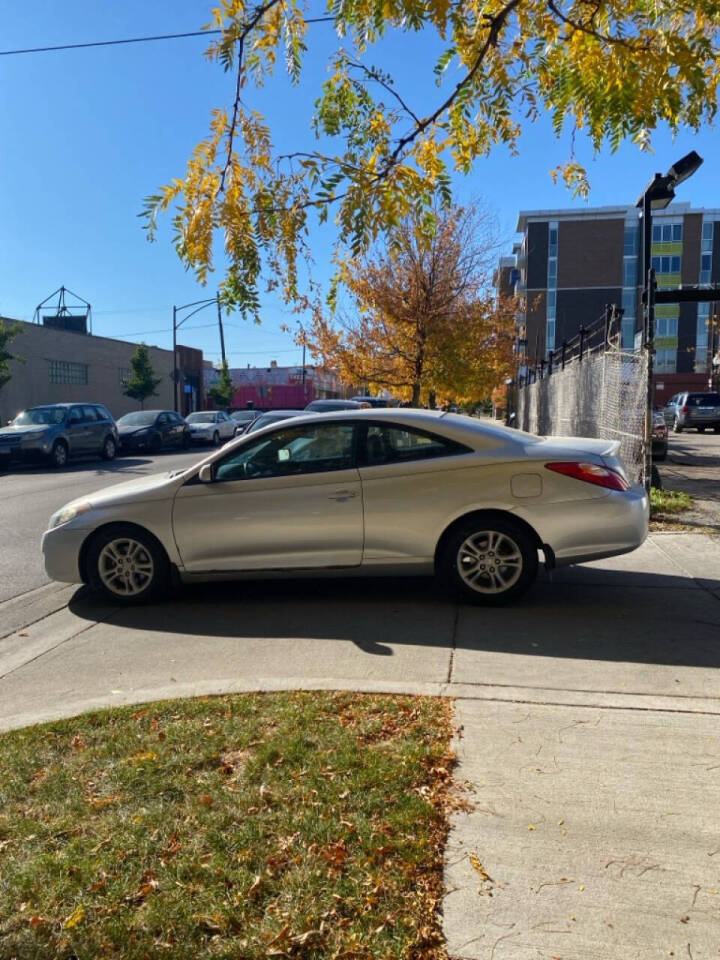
[42,410,648,606]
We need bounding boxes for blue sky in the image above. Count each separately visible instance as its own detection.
[2,0,718,368]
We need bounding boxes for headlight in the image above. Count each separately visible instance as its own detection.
[49,501,92,529]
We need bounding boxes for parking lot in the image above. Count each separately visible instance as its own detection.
[659,426,720,530]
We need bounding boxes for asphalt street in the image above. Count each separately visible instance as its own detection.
[0,448,205,603]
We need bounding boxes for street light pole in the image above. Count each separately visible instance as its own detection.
[636,151,703,491]
[216,295,227,369]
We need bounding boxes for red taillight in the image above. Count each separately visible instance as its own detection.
[681,406,689,414]
[545,461,630,491]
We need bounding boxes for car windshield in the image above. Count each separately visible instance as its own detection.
[13,407,66,426]
[687,394,720,407]
[117,412,157,426]
[231,410,256,421]
[186,413,216,423]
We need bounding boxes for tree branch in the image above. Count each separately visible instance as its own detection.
[346,59,421,125]
[546,0,650,50]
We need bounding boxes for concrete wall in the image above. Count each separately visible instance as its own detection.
[0,320,177,425]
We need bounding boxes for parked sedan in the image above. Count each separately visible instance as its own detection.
[0,403,118,468]
[305,399,370,411]
[246,409,305,433]
[652,410,668,462]
[116,410,190,453]
[230,409,262,435]
[186,410,236,446]
[43,410,648,607]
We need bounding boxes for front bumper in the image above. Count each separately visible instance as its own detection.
[42,524,90,584]
[118,433,151,450]
[188,432,214,443]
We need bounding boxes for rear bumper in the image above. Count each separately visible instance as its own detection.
[521,485,649,568]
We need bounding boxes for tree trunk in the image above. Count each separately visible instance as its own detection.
[411,382,421,406]
[428,390,436,410]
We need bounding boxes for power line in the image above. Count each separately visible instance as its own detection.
[0,19,335,57]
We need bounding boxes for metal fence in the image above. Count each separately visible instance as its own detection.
[515,311,649,484]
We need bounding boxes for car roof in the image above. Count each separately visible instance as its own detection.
[259,409,304,416]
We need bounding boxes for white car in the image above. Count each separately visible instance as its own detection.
[42,410,648,606]
[185,411,236,446]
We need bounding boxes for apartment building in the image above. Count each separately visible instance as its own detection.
[502,203,720,401]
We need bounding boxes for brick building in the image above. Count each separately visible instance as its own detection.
[501,203,720,403]
[0,318,203,424]
[205,360,344,410]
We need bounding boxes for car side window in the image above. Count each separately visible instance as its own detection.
[68,408,83,426]
[82,405,99,422]
[159,414,171,425]
[215,422,356,482]
[362,423,471,466]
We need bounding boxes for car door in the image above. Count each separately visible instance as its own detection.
[155,413,172,447]
[357,421,474,561]
[165,412,184,445]
[172,420,363,571]
[81,405,104,452]
[663,396,677,427]
[66,406,91,454]
[218,411,234,441]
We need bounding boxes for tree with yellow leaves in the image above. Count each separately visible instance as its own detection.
[304,205,517,406]
[143,0,720,317]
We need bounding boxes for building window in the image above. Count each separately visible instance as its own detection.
[652,255,682,274]
[623,259,637,287]
[701,252,712,284]
[695,303,710,372]
[546,221,558,353]
[655,349,677,373]
[624,224,638,256]
[652,222,682,244]
[48,360,88,385]
[119,367,130,384]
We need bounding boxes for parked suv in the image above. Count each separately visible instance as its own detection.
[663,392,720,433]
[0,403,118,468]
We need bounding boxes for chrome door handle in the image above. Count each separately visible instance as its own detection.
[328,490,357,501]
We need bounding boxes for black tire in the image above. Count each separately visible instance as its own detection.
[182,432,191,450]
[212,431,221,447]
[101,435,117,460]
[673,417,683,434]
[697,426,706,434]
[714,426,720,434]
[650,464,662,489]
[150,433,162,455]
[49,439,68,469]
[437,517,538,606]
[86,524,170,605]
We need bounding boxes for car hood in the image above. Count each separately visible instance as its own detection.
[188,422,213,429]
[0,424,50,436]
[77,471,185,509]
[117,424,152,435]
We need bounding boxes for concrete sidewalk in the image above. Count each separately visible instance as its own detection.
[1,532,720,958]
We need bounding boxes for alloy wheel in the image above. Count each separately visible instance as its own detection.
[98,537,155,597]
[456,530,523,595]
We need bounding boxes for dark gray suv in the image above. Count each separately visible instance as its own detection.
[663,392,720,433]
[0,403,119,468]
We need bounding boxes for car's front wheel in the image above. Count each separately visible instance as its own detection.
[438,518,538,605]
[86,525,169,604]
[697,426,706,433]
[212,431,221,447]
[673,417,683,433]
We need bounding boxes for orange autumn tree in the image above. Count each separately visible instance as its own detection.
[305,205,518,406]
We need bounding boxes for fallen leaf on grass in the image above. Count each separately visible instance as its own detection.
[63,905,85,929]
[123,751,158,764]
[71,735,87,751]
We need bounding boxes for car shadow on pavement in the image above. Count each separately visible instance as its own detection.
[3,457,154,476]
[67,566,720,670]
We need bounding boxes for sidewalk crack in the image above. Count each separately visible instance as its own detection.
[446,604,459,684]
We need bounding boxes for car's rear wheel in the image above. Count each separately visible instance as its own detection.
[212,431,220,447]
[150,433,162,454]
[673,417,683,433]
[182,432,190,449]
[438,518,538,605]
[697,426,706,434]
[49,439,68,469]
[86,525,169,604]
[101,435,117,460]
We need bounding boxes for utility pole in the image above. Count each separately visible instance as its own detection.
[217,295,227,369]
[172,305,178,413]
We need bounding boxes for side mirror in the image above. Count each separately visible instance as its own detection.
[198,464,214,484]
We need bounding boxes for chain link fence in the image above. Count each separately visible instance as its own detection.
[515,316,649,484]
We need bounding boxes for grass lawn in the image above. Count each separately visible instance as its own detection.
[650,488,693,516]
[0,692,456,960]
